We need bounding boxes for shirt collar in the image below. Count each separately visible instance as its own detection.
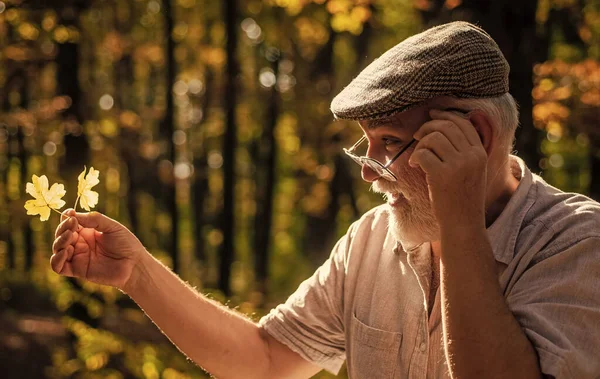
[486,155,537,264]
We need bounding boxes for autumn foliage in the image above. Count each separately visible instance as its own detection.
[0,0,598,378]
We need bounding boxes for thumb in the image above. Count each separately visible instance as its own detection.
[61,208,75,222]
[74,211,120,232]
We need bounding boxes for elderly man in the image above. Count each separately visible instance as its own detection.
[52,22,600,378]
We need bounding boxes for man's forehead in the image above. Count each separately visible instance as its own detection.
[357,100,469,130]
[358,107,427,130]
[359,117,397,129]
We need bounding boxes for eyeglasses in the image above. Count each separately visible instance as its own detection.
[343,136,416,181]
[343,108,470,181]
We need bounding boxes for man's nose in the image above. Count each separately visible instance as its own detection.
[360,141,382,182]
[361,163,380,183]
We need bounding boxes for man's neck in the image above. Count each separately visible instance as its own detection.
[484,158,520,227]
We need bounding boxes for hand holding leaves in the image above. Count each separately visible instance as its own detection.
[24,166,101,221]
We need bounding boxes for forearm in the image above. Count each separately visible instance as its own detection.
[439,225,541,379]
[123,251,271,379]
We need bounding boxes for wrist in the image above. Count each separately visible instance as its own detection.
[122,249,153,296]
[438,211,485,234]
[440,220,487,247]
[435,197,485,225]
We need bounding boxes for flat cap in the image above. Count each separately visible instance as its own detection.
[330,21,510,120]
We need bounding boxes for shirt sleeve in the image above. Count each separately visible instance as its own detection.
[258,225,354,375]
[506,236,600,379]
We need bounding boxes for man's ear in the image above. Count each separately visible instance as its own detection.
[469,111,495,155]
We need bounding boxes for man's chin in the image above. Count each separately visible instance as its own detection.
[387,206,439,250]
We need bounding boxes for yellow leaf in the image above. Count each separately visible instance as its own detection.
[24,174,66,221]
[77,166,100,211]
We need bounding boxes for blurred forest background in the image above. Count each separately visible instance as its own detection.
[0,0,598,377]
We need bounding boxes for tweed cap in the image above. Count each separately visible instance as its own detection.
[330,21,510,120]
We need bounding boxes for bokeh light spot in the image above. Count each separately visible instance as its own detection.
[43,141,57,156]
[172,130,186,145]
[549,153,564,168]
[188,79,204,95]
[174,162,193,179]
[173,80,188,96]
[208,151,223,169]
[99,94,114,110]
[147,0,160,14]
[259,68,276,88]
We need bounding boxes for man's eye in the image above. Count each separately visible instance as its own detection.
[383,138,402,146]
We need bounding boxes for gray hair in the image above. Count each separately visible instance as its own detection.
[429,93,519,153]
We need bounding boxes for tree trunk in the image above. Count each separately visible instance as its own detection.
[18,125,34,272]
[57,10,89,186]
[3,132,15,271]
[218,0,239,296]
[590,152,600,202]
[3,68,31,271]
[303,22,340,263]
[192,68,212,270]
[192,153,208,261]
[162,0,180,273]
[123,147,140,235]
[9,50,36,273]
[254,53,279,299]
[113,1,143,236]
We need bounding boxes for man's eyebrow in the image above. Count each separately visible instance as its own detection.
[362,117,395,130]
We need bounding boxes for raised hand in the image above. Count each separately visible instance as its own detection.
[51,209,146,290]
[408,108,489,228]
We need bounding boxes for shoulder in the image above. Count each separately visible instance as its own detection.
[334,204,393,263]
[348,204,391,237]
[528,175,600,234]
[524,175,600,257]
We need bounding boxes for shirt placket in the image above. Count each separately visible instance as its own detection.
[405,243,432,379]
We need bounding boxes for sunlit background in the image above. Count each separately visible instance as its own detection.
[0,0,598,378]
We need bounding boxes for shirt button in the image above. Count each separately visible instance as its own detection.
[419,342,427,352]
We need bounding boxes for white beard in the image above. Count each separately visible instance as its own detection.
[372,166,440,249]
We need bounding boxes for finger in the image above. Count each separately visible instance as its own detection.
[429,109,481,146]
[409,148,444,174]
[52,230,73,254]
[413,131,458,162]
[50,249,74,277]
[55,216,77,239]
[74,211,119,233]
[65,244,74,262]
[70,230,79,245]
[60,208,76,222]
[414,119,471,152]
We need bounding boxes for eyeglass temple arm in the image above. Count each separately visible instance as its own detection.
[347,135,367,152]
[383,138,416,168]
